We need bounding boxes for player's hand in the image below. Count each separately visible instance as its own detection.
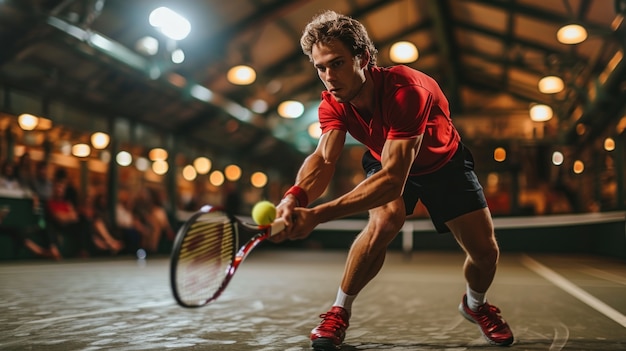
[286,207,318,240]
[271,207,318,243]
[276,196,296,227]
[270,196,297,243]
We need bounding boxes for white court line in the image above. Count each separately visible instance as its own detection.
[25,300,173,324]
[549,322,570,351]
[521,255,626,329]
[581,267,626,286]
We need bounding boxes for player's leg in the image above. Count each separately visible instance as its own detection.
[447,209,513,346]
[341,197,406,295]
[446,208,498,294]
[311,197,406,351]
[445,205,513,346]
[418,142,513,346]
[340,150,409,294]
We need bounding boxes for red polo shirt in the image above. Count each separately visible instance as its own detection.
[318,65,460,176]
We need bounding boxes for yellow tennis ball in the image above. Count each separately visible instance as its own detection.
[251,200,276,225]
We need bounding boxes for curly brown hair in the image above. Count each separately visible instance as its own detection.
[300,10,378,67]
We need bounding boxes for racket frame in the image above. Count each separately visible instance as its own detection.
[170,204,283,308]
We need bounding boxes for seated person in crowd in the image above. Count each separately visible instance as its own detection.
[46,178,91,257]
[146,187,175,244]
[116,187,148,254]
[31,161,53,203]
[0,160,31,195]
[0,205,61,260]
[133,187,174,254]
[22,226,63,260]
[53,168,79,207]
[1,159,61,260]
[90,193,124,255]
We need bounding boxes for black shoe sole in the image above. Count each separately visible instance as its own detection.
[311,338,340,350]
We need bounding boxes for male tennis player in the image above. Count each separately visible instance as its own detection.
[273,10,514,350]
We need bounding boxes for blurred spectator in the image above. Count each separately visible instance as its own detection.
[53,168,79,207]
[46,177,91,257]
[21,226,63,260]
[31,162,53,202]
[16,152,35,189]
[0,205,62,260]
[134,187,174,253]
[89,193,124,255]
[28,162,53,238]
[116,187,147,254]
[1,159,61,260]
[0,160,29,194]
[149,187,175,233]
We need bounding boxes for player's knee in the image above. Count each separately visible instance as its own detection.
[471,245,499,270]
[366,211,405,243]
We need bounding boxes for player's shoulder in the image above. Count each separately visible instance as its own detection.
[373,65,433,86]
[374,65,441,99]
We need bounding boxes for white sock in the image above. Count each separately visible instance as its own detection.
[466,285,486,311]
[333,288,357,314]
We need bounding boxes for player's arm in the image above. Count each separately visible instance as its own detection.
[312,134,423,223]
[296,129,346,201]
[277,129,345,226]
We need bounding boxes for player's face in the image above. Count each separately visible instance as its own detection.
[312,39,366,103]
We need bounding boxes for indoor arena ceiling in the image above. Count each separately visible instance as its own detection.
[0,0,625,174]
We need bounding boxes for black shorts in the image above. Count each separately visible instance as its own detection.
[362,142,488,233]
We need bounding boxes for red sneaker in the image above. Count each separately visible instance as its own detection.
[310,306,350,350]
[459,294,514,346]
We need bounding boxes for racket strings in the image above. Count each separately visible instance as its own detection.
[175,212,236,306]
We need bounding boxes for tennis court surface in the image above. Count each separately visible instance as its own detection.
[1,250,625,351]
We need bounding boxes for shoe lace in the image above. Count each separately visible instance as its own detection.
[476,304,506,332]
[317,311,348,332]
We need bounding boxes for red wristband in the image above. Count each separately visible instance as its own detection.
[284,185,309,207]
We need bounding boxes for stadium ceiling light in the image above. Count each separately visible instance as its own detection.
[552,151,564,166]
[224,164,242,181]
[193,157,212,175]
[389,41,419,63]
[604,137,615,151]
[90,132,110,149]
[557,24,587,44]
[152,160,168,175]
[116,151,132,166]
[72,143,91,158]
[529,104,553,122]
[227,65,256,85]
[182,165,197,181]
[135,36,159,56]
[18,114,38,130]
[149,148,168,161]
[149,7,191,41]
[538,76,564,94]
[278,100,304,118]
[209,170,225,186]
[573,160,584,174]
[250,171,268,188]
[493,147,506,162]
[171,49,185,64]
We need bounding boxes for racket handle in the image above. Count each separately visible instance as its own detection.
[270,219,286,236]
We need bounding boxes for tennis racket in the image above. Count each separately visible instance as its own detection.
[170,204,285,308]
